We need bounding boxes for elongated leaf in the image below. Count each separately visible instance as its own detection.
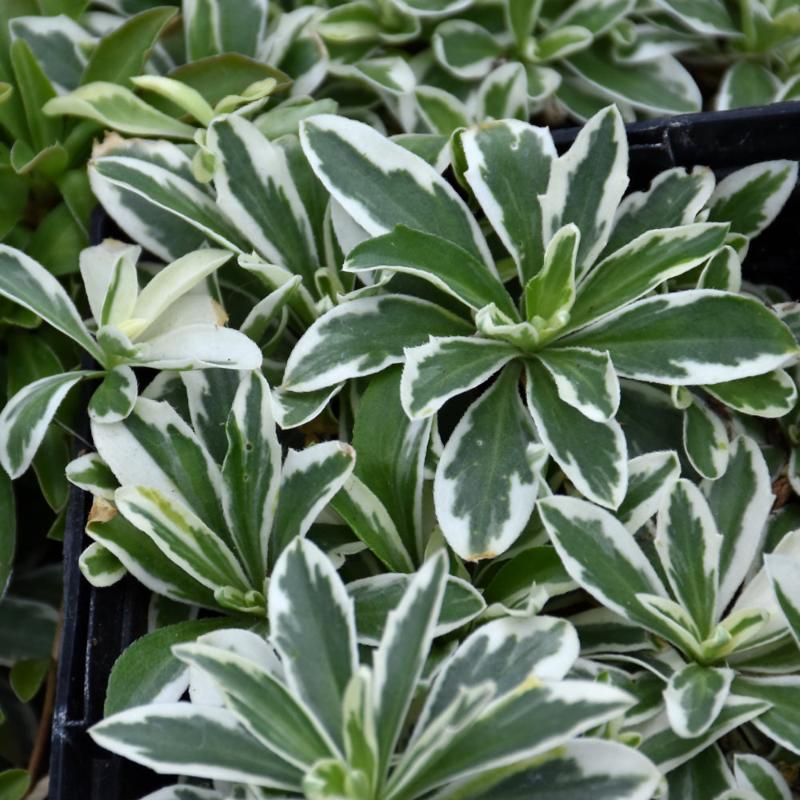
[683,395,729,480]
[300,114,492,267]
[418,615,579,733]
[401,337,518,420]
[568,223,728,330]
[734,676,800,754]
[175,642,335,769]
[535,347,619,422]
[617,450,680,534]
[540,105,628,274]
[708,161,798,238]
[717,62,780,112]
[434,365,544,561]
[345,225,515,317]
[283,295,471,393]
[605,166,715,256]
[388,679,633,799]
[221,372,280,583]
[0,246,102,359]
[699,245,741,292]
[184,0,269,59]
[270,441,356,563]
[115,486,251,594]
[348,573,484,645]
[91,704,302,789]
[449,738,661,800]
[705,370,797,418]
[92,397,229,541]
[525,360,627,509]
[706,436,773,615]
[734,753,792,800]
[44,83,196,139]
[565,290,798,385]
[667,746,735,800]
[104,618,237,716]
[524,223,578,325]
[567,49,701,115]
[269,538,358,750]
[539,496,676,638]
[134,325,262,371]
[374,553,448,775]
[208,116,319,287]
[664,664,733,739]
[765,555,800,652]
[352,367,432,561]
[652,0,738,34]
[0,371,93,479]
[180,369,240,464]
[0,472,15,598]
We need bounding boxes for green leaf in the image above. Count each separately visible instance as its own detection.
[415,86,470,136]
[555,0,635,34]
[9,657,48,702]
[717,62,780,111]
[131,75,215,126]
[667,747,735,800]
[392,0,474,15]
[222,373,279,584]
[184,0,269,60]
[180,369,240,463]
[535,347,619,422]
[540,105,628,275]
[92,397,229,541]
[352,367,432,562]
[207,116,319,288]
[708,161,798,238]
[734,753,792,800]
[664,663,733,739]
[525,360,627,509]
[10,38,60,152]
[91,704,302,789]
[734,676,800,754]
[523,223,578,326]
[0,472,15,598]
[282,295,471,393]
[0,245,102,359]
[401,336,519,420]
[446,738,660,800]
[78,541,126,588]
[0,769,30,800]
[432,20,500,80]
[704,370,797,418]
[604,166,715,256]
[348,573,485,645]
[435,365,545,561]
[345,225,516,318]
[0,596,57,664]
[652,0,738,35]
[568,223,728,331]
[705,436,773,615]
[115,485,252,594]
[44,82,197,140]
[0,371,93,479]
[683,395,729,480]
[373,553,448,776]
[89,365,138,424]
[565,290,799,385]
[505,0,540,48]
[765,555,800,652]
[81,6,176,86]
[475,62,529,121]
[698,245,741,292]
[299,114,492,268]
[539,496,678,639]
[269,538,358,751]
[270,441,356,564]
[174,640,335,769]
[567,48,701,115]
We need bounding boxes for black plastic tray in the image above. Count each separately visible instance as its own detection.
[49,100,800,800]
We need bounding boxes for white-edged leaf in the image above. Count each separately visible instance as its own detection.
[476,61,529,122]
[525,360,627,509]
[765,555,800,653]
[434,365,545,561]
[283,294,471,393]
[89,365,138,424]
[683,394,729,480]
[734,676,800,755]
[66,452,118,500]
[664,664,733,739]
[79,240,140,327]
[705,370,798,418]
[432,20,501,80]
[79,541,126,588]
[734,753,792,800]
[269,538,358,751]
[617,450,681,534]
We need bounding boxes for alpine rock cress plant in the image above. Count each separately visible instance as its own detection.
[281,104,799,561]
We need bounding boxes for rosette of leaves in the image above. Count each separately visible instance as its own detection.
[408,0,703,133]
[534,434,800,790]
[279,105,798,562]
[633,0,800,110]
[90,537,660,800]
[0,239,261,481]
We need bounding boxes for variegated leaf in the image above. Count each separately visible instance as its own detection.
[664,664,733,739]
[299,114,492,268]
[523,223,578,325]
[617,450,681,534]
[434,365,545,561]
[79,541,126,588]
[269,538,358,751]
[475,62,529,122]
[683,395,729,480]
[66,452,118,500]
[734,676,800,754]
[765,555,800,652]
[704,370,798,418]
[282,295,471,393]
[734,753,792,800]
[525,360,627,509]
[79,240,140,328]
[89,366,138,424]
[540,105,628,275]
[401,337,518,420]
[184,0,269,60]
[432,20,500,80]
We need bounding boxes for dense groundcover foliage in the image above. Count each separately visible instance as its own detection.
[1,1,800,799]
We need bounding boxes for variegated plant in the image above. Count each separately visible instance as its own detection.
[0,240,260,480]
[535,434,800,787]
[90,537,660,800]
[281,105,798,561]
